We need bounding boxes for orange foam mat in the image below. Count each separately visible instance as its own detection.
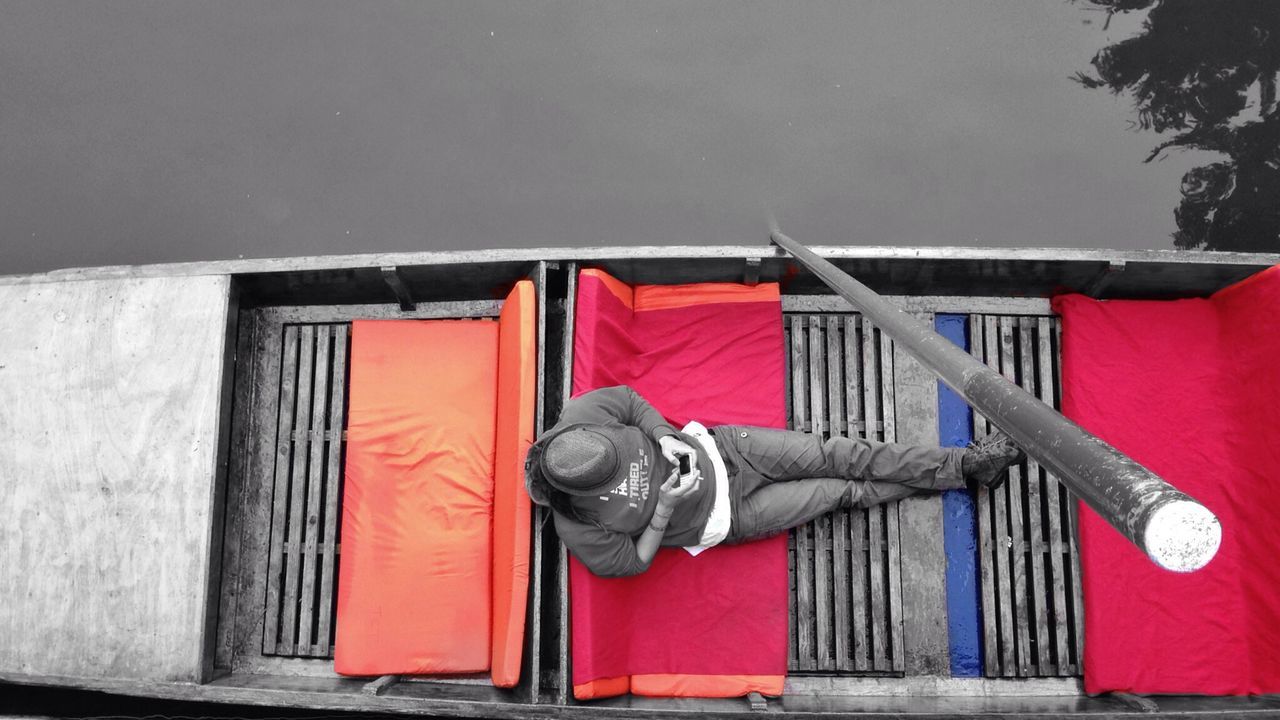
[491,280,537,687]
[581,268,780,312]
[574,674,784,700]
[335,319,498,676]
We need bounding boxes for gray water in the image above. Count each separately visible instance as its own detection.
[6,1,1275,276]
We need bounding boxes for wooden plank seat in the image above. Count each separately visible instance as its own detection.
[333,281,536,687]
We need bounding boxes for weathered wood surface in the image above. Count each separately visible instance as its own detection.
[970,313,1085,678]
[35,668,1280,720]
[784,314,905,675]
[256,301,502,324]
[555,263,577,704]
[526,261,549,704]
[9,245,1274,287]
[0,276,233,682]
[214,310,260,672]
[1017,318,1051,674]
[969,318,1001,678]
[315,325,349,656]
[862,319,889,671]
[892,323,951,677]
[782,295,1052,317]
[996,317,1032,678]
[979,315,1017,678]
[258,323,349,659]
[231,318,286,673]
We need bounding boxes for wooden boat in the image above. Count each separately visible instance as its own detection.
[4,244,1280,719]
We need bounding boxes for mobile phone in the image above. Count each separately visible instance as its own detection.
[678,453,693,476]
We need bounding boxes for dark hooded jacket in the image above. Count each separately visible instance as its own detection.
[525,385,716,577]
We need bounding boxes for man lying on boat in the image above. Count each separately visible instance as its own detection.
[524,385,1023,578]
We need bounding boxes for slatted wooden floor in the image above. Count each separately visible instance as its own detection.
[784,314,904,675]
[231,301,1086,683]
[969,314,1085,678]
[261,323,351,658]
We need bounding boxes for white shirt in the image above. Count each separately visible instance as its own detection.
[680,421,731,556]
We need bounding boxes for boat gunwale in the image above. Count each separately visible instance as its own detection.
[4,244,1279,286]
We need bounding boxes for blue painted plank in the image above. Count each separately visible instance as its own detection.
[937,314,982,677]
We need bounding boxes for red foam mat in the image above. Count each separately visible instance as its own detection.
[335,320,498,676]
[569,269,789,699]
[1052,265,1280,695]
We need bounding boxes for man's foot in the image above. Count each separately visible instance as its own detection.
[962,432,1025,491]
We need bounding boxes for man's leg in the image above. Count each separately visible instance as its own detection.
[731,477,925,542]
[717,425,964,491]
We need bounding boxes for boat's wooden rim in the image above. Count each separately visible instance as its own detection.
[4,245,1278,285]
[5,671,1280,719]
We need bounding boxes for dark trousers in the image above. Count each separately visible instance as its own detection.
[714,425,965,543]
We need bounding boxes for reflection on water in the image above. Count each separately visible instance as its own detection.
[1075,0,1280,252]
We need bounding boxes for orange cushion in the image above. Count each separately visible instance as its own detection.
[490,281,537,687]
[335,319,498,675]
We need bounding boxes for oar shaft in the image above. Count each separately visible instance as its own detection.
[769,231,1220,572]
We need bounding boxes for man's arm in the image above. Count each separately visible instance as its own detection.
[553,467,702,578]
[558,385,678,441]
[553,512,654,578]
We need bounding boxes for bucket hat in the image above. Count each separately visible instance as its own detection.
[525,424,640,504]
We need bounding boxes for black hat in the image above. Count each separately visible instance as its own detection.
[525,424,637,502]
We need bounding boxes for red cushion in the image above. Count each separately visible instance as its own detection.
[1052,264,1280,694]
[569,269,789,699]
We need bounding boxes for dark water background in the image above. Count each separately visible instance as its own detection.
[4,1,1275,277]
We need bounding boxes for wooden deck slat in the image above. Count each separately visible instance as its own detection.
[279,325,317,655]
[809,316,827,439]
[832,508,851,672]
[791,316,815,670]
[1058,317,1087,670]
[790,316,808,433]
[296,325,331,655]
[215,312,257,670]
[970,316,1000,677]
[997,317,1033,677]
[234,319,285,669]
[314,324,348,656]
[862,319,888,671]
[556,264,577,705]
[880,333,905,673]
[796,522,815,670]
[868,506,887,671]
[1036,317,1072,676]
[262,325,301,655]
[808,317,833,670]
[815,513,833,671]
[849,504,870,671]
[845,316,864,438]
[1018,318,1052,674]
[983,315,1017,677]
[827,316,846,438]
[827,316,852,672]
[844,316,869,672]
[879,331,897,444]
[527,261,548,703]
[862,318,881,442]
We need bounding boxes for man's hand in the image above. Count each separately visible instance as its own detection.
[656,468,701,510]
[658,435,698,466]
